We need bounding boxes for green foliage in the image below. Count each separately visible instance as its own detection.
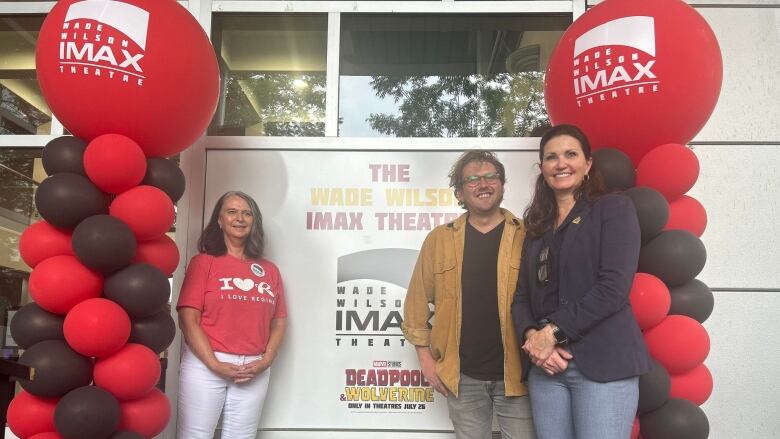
[367,72,548,137]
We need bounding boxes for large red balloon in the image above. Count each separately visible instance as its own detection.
[19,220,73,268]
[629,273,670,330]
[644,315,710,374]
[545,0,722,164]
[110,186,175,240]
[636,144,700,200]
[29,433,64,439]
[7,390,58,438]
[670,363,713,406]
[84,134,147,194]
[64,298,131,358]
[665,195,707,237]
[35,0,219,157]
[29,255,103,314]
[95,343,161,401]
[119,388,171,438]
[133,234,180,277]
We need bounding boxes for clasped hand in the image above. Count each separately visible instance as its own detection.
[210,357,272,384]
[523,327,573,375]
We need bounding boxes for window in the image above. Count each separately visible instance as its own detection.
[209,14,328,136]
[339,14,570,137]
[0,16,51,135]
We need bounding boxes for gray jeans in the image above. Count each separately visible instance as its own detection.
[447,374,536,439]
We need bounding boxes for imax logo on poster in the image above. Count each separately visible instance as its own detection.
[58,0,149,85]
[572,16,660,107]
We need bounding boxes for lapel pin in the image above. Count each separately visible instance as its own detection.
[572,216,581,224]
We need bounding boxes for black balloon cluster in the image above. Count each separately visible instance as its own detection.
[595,147,712,439]
[9,135,184,439]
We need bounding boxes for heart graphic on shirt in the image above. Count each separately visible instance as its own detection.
[233,278,255,292]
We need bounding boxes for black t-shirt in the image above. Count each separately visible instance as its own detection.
[459,220,505,381]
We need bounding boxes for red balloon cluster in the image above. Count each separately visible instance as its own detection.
[543,0,720,437]
[11,0,218,437]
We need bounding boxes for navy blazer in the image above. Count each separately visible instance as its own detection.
[511,194,652,383]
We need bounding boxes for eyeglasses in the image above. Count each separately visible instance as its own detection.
[537,246,550,285]
[463,172,501,188]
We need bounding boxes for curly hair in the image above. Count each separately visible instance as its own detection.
[448,150,507,209]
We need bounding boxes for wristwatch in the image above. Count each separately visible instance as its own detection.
[550,324,568,345]
[538,318,568,344]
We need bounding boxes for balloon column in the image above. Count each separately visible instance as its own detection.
[545,0,721,437]
[8,0,219,438]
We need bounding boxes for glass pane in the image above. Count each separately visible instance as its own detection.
[339,14,570,137]
[0,16,51,135]
[0,147,41,355]
[209,14,328,137]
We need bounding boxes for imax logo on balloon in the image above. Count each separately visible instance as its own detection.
[571,16,659,107]
[57,0,149,86]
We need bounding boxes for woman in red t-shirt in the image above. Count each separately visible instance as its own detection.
[177,191,287,439]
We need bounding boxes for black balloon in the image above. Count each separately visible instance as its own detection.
[35,173,108,229]
[42,136,87,176]
[9,302,65,349]
[72,214,137,273]
[625,186,669,243]
[105,263,170,318]
[593,148,636,191]
[128,310,177,354]
[638,360,670,414]
[109,432,145,439]
[639,230,707,287]
[55,386,120,439]
[640,398,709,439]
[143,158,186,203]
[670,279,715,323]
[18,340,93,397]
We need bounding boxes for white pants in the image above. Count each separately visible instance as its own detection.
[177,347,271,439]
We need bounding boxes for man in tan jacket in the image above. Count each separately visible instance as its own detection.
[402,150,534,439]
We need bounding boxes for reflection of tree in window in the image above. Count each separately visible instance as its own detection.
[366,72,547,137]
[0,85,51,135]
[0,148,40,221]
[215,72,326,136]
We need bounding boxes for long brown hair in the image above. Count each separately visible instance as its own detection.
[523,125,605,237]
[198,191,265,259]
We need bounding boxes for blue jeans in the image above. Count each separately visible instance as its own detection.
[447,374,536,439]
[527,361,638,439]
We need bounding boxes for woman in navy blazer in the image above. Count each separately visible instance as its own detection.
[511,125,652,439]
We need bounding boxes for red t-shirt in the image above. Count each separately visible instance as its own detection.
[177,253,287,355]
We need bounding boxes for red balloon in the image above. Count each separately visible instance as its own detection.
[7,390,58,438]
[29,255,103,314]
[670,363,713,405]
[644,315,710,374]
[664,195,707,237]
[544,0,722,164]
[133,234,180,277]
[84,134,147,193]
[119,388,171,438]
[95,343,161,400]
[29,433,64,439]
[110,186,175,240]
[19,220,73,268]
[636,144,700,199]
[64,298,131,358]
[631,417,640,439]
[629,273,670,330]
[35,0,219,157]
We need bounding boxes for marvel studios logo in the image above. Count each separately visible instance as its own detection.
[373,360,403,368]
